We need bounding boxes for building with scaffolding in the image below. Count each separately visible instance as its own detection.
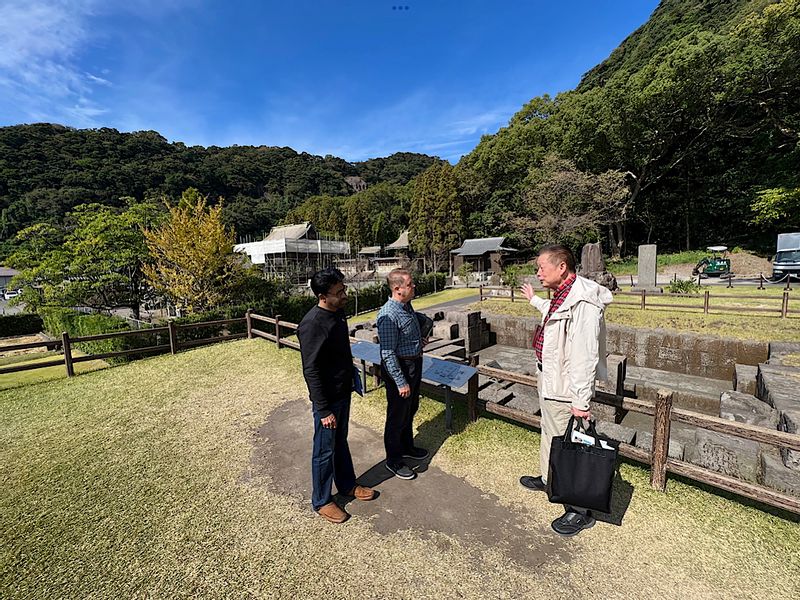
[234,222,351,283]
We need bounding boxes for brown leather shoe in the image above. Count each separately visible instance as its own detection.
[317,502,349,524]
[347,485,376,501]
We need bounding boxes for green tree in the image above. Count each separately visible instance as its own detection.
[7,201,163,318]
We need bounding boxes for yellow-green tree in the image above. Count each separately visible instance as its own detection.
[143,189,242,314]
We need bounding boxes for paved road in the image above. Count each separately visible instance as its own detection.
[0,298,23,316]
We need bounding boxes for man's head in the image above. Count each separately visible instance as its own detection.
[310,267,348,311]
[387,268,415,303]
[536,244,576,290]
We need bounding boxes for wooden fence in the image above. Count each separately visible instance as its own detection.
[479,285,795,318]
[3,309,798,515]
[469,360,800,515]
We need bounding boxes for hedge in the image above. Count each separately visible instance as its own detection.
[0,314,44,337]
[38,308,160,363]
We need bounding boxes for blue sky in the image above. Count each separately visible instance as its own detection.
[0,1,660,162]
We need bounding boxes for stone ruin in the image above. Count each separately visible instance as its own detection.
[577,242,619,291]
[352,304,800,497]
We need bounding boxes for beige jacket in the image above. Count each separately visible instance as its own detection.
[529,275,613,411]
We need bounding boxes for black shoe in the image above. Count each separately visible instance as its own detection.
[386,462,417,480]
[402,446,429,460]
[519,475,547,492]
[551,511,596,537]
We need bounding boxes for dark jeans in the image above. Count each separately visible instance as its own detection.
[311,399,356,511]
[381,356,423,465]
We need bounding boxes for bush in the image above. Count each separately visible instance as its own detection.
[38,307,159,362]
[0,314,43,337]
[666,279,701,294]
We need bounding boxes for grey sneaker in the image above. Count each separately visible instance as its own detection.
[386,462,417,480]
[402,447,429,460]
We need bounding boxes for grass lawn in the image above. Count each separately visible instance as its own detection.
[349,287,479,325]
[0,350,108,391]
[2,340,798,598]
[473,286,800,342]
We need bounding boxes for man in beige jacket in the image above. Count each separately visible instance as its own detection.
[519,244,613,536]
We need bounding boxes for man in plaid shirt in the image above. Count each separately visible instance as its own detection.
[519,244,613,537]
[377,268,429,480]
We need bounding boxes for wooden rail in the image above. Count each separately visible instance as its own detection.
[0,313,261,379]
[479,286,794,318]
[475,363,800,514]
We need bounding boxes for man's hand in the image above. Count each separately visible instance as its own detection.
[520,283,536,301]
[570,406,591,419]
[321,413,337,429]
[399,384,411,398]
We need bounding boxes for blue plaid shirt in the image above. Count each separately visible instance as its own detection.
[377,298,423,387]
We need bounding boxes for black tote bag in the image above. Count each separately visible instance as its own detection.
[547,417,619,513]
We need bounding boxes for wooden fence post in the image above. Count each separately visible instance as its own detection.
[168,320,178,354]
[703,290,710,314]
[62,331,74,377]
[275,314,282,348]
[650,389,674,491]
[758,272,765,290]
[782,290,790,319]
[245,309,253,339]
[640,289,646,310]
[360,359,368,394]
[510,287,515,302]
[479,285,483,301]
[467,354,479,422]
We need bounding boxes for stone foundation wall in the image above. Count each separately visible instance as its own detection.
[479,312,768,379]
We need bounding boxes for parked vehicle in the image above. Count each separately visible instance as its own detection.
[772,232,800,280]
[692,246,732,277]
[3,288,22,300]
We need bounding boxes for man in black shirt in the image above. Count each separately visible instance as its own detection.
[297,267,375,523]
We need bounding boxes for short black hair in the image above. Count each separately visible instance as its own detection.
[539,244,577,273]
[310,267,345,297]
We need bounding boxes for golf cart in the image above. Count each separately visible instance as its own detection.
[692,246,732,278]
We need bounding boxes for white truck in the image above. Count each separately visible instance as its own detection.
[772,232,800,280]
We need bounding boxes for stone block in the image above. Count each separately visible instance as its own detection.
[689,429,761,483]
[354,329,379,343]
[506,383,540,415]
[595,422,637,445]
[733,364,758,395]
[427,344,466,359]
[757,364,800,412]
[479,382,514,404]
[444,310,482,328]
[589,399,618,424]
[761,450,800,494]
[719,390,779,429]
[465,325,484,353]
[432,321,458,340]
[635,431,685,460]
[780,409,800,471]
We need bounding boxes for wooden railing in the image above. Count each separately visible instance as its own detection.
[470,360,800,515]
[479,285,795,318]
[0,319,248,378]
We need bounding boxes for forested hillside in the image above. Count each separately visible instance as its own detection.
[0,124,438,257]
[458,0,799,255]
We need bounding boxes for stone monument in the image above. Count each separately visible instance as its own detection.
[578,242,618,291]
[636,244,661,291]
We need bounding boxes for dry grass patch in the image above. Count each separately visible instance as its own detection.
[2,339,798,599]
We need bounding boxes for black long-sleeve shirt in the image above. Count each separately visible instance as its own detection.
[297,306,353,417]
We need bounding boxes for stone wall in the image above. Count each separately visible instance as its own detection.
[479,312,768,379]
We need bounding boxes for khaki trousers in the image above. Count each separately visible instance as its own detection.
[539,394,573,484]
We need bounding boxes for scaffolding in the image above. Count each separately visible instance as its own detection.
[234,223,352,284]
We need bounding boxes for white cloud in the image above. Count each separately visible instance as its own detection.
[0,0,104,126]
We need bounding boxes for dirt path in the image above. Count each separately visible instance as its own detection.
[251,399,572,572]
